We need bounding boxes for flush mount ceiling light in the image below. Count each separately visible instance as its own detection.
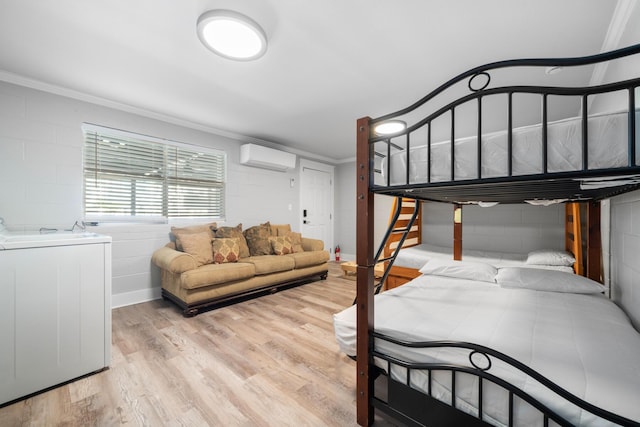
[197,10,267,61]
[373,120,407,136]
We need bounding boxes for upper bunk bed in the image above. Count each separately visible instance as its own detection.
[351,44,640,427]
[363,44,640,205]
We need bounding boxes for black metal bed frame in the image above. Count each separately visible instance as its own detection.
[369,44,640,204]
[371,333,640,427]
[355,44,640,427]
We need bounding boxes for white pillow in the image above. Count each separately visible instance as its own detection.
[419,258,497,283]
[526,249,575,266]
[496,267,604,294]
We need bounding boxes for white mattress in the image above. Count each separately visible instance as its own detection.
[381,109,639,186]
[333,275,640,426]
[394,243,574,273]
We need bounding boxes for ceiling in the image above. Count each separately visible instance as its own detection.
[0,0,636,163]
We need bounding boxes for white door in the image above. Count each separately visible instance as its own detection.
[300,160,333,255]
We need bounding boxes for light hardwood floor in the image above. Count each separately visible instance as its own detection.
[0,262,396,426]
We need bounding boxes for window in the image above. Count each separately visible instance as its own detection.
[83,124,225,221]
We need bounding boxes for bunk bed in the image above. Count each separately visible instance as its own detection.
[342,44,640,426]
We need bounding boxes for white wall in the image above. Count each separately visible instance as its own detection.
[334,162,355,260]
[0,81,302,307]
[589,2,640,115]
[423,201,565,253]
[599,2,640,329]
[334,161,394,261]
[609,190,640,330]
[334,159,565,259]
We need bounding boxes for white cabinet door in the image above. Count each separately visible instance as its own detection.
[0,243,109,405]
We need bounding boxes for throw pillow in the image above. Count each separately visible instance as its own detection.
[419,258,498,283]
[211,223,250,258]
[179,232,214,266]
[171,222,216,252]
[496,267,604,294]
[270,224,292,237]
[243,222,272,256]
[526,249,576,266]
[269,235,293,255]
[212,238,240,264]
[285,231,304,253]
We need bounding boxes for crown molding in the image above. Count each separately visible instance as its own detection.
[0,70,341,165]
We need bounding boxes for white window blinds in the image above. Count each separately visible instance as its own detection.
[83,125,225,221]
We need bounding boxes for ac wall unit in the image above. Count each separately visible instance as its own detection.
[240,143,296,171]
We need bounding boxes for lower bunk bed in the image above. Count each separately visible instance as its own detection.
[383,200,588,290]
[334,265,640,426]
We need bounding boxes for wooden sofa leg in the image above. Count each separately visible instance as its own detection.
[184,307,199,317]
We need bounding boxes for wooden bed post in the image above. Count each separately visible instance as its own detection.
[356,116,374,426]
[587,201,603,283]
[453,204,462,260]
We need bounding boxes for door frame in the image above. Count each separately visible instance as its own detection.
[299,159,334,257]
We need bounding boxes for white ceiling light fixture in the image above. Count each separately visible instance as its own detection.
[373,120,407,136]
[197,10,267,61]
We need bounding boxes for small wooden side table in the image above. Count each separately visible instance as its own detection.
[340,261,383,281]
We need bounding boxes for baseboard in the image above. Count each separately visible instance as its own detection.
[111,287,162,309]
[339,253,355,262]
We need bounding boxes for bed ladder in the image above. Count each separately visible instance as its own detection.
[566,201,603,282]
[565,202,584,276]
[374,197,421,294]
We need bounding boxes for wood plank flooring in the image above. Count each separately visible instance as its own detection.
[0,262,396,426]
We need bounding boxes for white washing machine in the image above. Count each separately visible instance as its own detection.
[0,227,112,406]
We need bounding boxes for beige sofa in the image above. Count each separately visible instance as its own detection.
[152,222,329,316]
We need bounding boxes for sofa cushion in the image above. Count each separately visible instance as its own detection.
[178,232,213,266]
[286,251,330,269]
[269,235,293,255]
[212,237,240,264]
[245,255,295,275]
[285,231,304,253]
[244,222,273,256]
[171,222,216,251]
[180,262,255,290]
[270,223,292,237]
[212,224,250,259]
